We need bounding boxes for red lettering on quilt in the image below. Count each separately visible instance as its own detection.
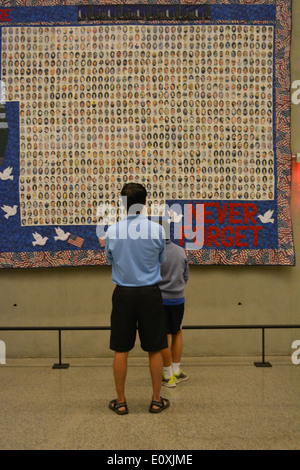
[178,203,262,249]
[0,10,11,22]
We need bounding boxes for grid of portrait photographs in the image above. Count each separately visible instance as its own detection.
[1,23,275,227]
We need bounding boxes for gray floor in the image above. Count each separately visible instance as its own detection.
[0,356,299,450]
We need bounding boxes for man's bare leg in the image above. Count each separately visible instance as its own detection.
[112,351,129,411]
[148,350,169,409]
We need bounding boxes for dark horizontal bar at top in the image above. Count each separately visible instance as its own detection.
[182,325,300,330]
[0,3,277,26]
[78,5,211,22]
[0,325,299,331]
[0,326,110,331]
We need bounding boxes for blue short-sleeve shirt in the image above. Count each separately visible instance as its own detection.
[105,214,166,287]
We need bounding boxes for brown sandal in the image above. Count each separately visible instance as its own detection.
[149,397,170,413]
[109,399,128,415]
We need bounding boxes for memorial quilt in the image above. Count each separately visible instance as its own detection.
[0,0,294,267]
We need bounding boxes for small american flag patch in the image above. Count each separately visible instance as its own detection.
[67,234,84,248]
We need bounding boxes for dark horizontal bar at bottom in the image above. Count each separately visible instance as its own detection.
[1,324,299,369]
[0,325,299,331]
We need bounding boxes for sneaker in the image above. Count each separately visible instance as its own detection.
[173,369,188,384]
[162,373,177,388]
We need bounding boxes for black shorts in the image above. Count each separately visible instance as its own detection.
[163,303,185,335]
[110,284,168,353]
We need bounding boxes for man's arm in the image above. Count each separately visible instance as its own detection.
[158,225,166,264]
[105,236,113,265]
[159,244,166,264]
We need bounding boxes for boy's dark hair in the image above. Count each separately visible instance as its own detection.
[121,183,147,211]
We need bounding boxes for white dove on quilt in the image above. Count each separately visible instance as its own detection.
[0,167,13,181]
[54,227,70,241]
[167,210,183,224]
[1,204,17,219]
[32,232,48,246]
[257,210,274,224]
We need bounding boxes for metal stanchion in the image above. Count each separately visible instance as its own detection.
[52,329,69,369]
[254,328,272,367]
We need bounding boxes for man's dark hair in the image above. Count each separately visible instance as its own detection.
[121,183,147,212]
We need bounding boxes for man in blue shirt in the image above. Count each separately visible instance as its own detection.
[105,183,170,414]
